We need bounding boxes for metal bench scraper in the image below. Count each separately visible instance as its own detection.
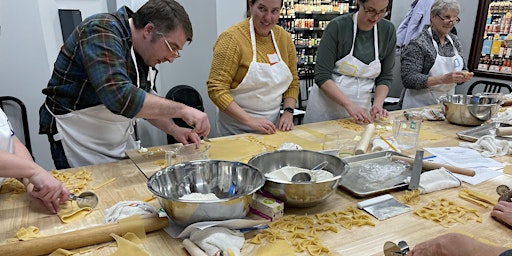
[357,194,411,221]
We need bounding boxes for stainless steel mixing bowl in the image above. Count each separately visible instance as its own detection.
[439,94,502,126]
[147,160,265,226]
[248,150,348,207]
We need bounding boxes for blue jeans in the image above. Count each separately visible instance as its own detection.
[48,135,70,170]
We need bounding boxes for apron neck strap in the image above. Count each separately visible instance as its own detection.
[249,18,282,62]
[351,12,379,59]
[428,27,458,55]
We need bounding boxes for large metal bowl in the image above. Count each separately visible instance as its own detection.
[439,94,502,126]
[248,150,348,208]
[147,160,265,226]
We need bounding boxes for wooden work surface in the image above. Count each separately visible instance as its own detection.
[126,109,512,177]
[124,108,512,255]
[0,159,184,255]
[3,107,512,256]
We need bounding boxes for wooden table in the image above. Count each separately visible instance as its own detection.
[2,108,512,255]
[126,109,512,255]
[0,160,186,255]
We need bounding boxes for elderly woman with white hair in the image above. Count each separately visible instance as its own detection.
[400,0,473,109]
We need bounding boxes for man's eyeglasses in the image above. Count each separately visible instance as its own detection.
[362,3,389,18]
[436,14,460,25]
[163,39,181,59]
[156,32,180,59]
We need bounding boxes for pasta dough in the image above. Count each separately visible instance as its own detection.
[57,201,93,224]
[51,169,92,194]
[413,198,481,228]
[248,207,374,255]
[8,226,41,242]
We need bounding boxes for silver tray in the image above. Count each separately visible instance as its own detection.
[456,122,512,142]
[338,151,412,198]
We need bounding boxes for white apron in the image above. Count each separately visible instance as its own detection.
[46,45,153,167]
[216,18,293,136]
[402,28,463,109]
[303,12,381,123]
[0,109,14,184]
[0,109,14,154]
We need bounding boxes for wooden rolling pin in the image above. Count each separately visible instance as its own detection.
[183,239,208,256]
[355,123,375,155]
[496,127,512,136]
[391,155,476,177]
[0,214,169,256]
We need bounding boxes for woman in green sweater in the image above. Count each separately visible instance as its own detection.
[207,0,299,136]
[303,0,395,124]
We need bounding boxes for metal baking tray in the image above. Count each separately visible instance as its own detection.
[456,122,512,142]
[338,151,412,198]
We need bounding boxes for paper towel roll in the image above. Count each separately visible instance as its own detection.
[355,124,375,155]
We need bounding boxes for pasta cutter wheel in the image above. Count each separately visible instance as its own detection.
[69,191,99,208]
[383,241,409,256]
[496,185,511,202]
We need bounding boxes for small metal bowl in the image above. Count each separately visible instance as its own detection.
[147,160,265,226]
[439,94,502,126]
[248,150,348,208]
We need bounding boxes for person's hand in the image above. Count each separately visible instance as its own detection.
[407,233,473,256]
[278,112,294,131]
[407,233,508,256]
[346,103,372,123]
[182,107,210,138]
[370,105,388,121]
[170,126,202,144]
[442,71,471,84]
[461,71,474,83]
[27,170,70,214]
[491,199,512,226]
[246,117,276,134]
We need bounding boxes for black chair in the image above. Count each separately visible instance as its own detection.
[292,66,315,124]
[466,80,512,95]
[0,96,33,157]
[165,85,205,144]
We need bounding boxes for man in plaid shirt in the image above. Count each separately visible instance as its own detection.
[39,0,210,169]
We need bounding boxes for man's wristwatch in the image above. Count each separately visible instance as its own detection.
[284,107,294,114]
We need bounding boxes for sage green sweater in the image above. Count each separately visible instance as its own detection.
[314,13,396,88]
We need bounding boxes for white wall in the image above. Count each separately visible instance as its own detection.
[0,0,107,170]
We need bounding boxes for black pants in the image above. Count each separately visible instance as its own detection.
[47,135,71,170]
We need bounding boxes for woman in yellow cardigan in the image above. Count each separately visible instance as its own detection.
[207,0,299,136]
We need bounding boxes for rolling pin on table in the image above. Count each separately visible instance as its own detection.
[496,127,512,136]
[0,212,169,255]
[391,155,476,176]
[355,123,375,155]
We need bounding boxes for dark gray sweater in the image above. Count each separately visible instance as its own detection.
[401,26,467,90]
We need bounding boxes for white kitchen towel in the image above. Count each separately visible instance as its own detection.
[104,201,158,223]
[406,168,461,194]
[189,227,245,256]
[459,135,510,157]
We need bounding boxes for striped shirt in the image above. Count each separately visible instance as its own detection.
[39,7,154,135]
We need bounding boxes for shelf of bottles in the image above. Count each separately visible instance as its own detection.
[477,0,512,74]
[278,0,357,74]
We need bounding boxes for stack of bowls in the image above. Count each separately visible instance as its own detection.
[147,160,265,226]
[439,94,502,126]
[248,150,348,207]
